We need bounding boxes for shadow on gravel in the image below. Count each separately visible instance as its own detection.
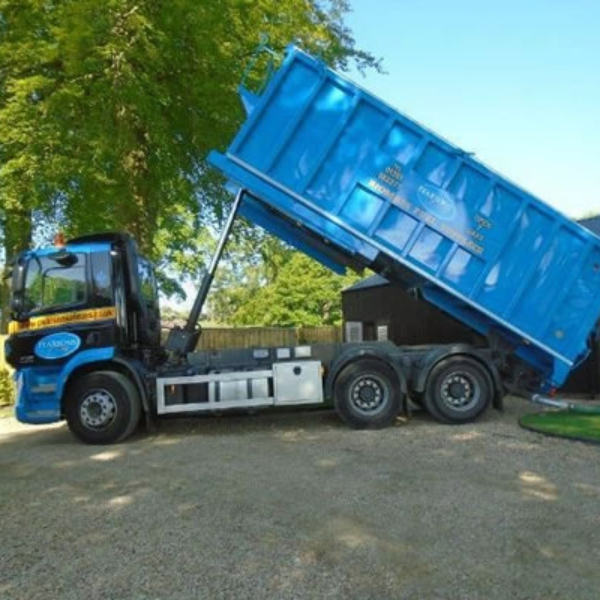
[153,406,345,438]
[0,405,466,454]
[0,408,341,448]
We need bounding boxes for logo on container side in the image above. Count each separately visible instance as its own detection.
[35,332,81,360]
[417,184,457,221]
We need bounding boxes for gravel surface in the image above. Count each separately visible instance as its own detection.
[1,398,599,600]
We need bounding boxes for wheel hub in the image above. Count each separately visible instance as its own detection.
[350,376,387,413]
[80,389,117,430]
[359,385,376,403]
[449,381,468,399]
[441,373,478,411]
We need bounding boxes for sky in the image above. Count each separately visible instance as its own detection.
[345,0,600,219]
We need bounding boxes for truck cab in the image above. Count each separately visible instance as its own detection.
[5,233,161,436]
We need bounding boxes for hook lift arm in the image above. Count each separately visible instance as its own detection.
[165,188,246,358]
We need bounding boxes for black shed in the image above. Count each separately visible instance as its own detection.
[342,274,483,346]
[341,216,600,397]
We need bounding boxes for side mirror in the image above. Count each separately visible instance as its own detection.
[9,257,27,315]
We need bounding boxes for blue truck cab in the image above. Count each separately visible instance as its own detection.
[6,234,161,438]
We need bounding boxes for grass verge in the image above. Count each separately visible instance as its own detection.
[520,410,600,444]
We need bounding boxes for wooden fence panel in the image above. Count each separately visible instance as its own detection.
[297,326,342,344]
[196,326,342,350]
[197,327,297,351]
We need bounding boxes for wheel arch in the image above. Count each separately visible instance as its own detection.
[325,345,408,401]
[60,358,151,416]
[414,345,503,410]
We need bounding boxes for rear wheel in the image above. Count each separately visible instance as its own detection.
[66,371,141,444]
[424,356,492,424]
[334,359,402,429]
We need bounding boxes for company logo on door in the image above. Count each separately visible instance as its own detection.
[417,184,457,221]
[35,332,81,360]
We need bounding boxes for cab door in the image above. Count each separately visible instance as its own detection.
[136,257,161,349]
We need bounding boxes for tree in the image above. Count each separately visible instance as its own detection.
[207,225,296,323]
[212,251,361,327]
[0,0,379,329]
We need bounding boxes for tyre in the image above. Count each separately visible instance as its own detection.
[424,356,492,424]
[65,371,141,444]
[334,359,402,429]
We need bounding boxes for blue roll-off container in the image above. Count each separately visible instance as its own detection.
[209,45,600,391]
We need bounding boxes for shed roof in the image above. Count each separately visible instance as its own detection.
[343,274,389,293]
[579,215,600,237]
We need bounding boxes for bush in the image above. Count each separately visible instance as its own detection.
[0,369,15,406]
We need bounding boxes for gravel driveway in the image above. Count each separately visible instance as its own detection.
[1,398,599,600]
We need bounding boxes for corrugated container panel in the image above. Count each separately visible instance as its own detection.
[209,45,600,389]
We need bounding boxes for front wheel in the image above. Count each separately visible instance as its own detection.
[334,359,402,429]
[66,371,141,444]
[424,356,492,424]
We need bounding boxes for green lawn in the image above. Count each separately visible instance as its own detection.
[521,410,600,443]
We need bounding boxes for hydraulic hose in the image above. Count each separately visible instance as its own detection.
[528,393,600,415]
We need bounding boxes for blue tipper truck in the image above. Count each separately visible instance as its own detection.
[5,45,600,443]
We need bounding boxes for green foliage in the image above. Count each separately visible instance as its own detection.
[210,247,361,327]
[0,368,14,406]
[0,0,378,302]
[160,305,188,328]
[208,225,294,322]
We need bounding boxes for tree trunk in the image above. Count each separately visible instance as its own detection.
[120,131,160,257]
[127,185,159,257]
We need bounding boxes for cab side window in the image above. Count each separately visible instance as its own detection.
[91,252,113,306]
[138,259,158,306]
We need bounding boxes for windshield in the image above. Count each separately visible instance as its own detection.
[23,253,87,314]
